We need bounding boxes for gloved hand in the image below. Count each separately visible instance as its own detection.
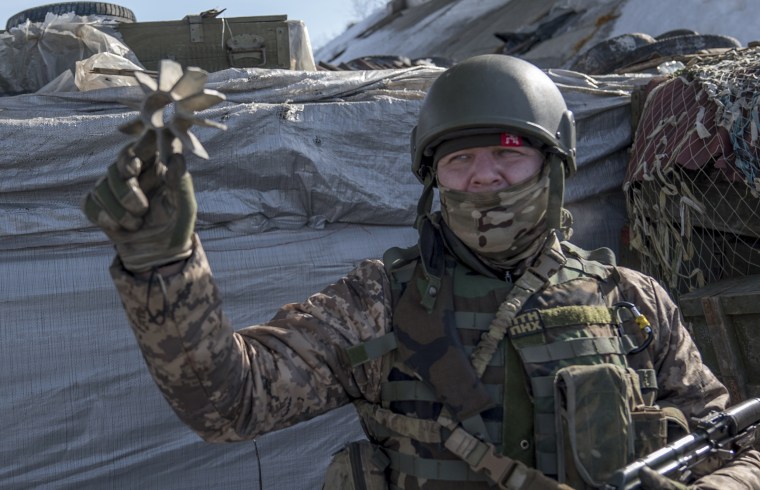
[82,141,196,273]
[638,466,691,490]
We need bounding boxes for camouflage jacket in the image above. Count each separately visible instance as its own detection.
[111,235,760,489]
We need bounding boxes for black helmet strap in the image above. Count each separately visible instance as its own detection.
[415,174,436,230]
[546,153,566,235]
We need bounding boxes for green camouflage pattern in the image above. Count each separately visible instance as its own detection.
[505,275,643,485]
[438,169,549,268]
[110,234,760,488]
[392,246,498,422]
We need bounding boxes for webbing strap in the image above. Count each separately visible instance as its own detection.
[349,443,369,490]
[386,448,488,482]
[356,401,444,444]
[532,369,656,399]
[637,368,657,390]
[519,335,637,364]
[531,376,554,398]
[470,234,567,377]
[461,414,490,440]
[455,311,497,331]
[345,332,397,367]
[381,380,437,402]
[534,413,555,437]
[443,424,551,489]
[366,408,503,448]
[533,418,558,475]
[536,452,558,476]
[381,380,503,409]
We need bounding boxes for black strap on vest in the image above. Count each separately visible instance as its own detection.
[417,216,445,311]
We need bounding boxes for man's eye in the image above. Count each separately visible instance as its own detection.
[445,155,469,165]
[496,149,519,158]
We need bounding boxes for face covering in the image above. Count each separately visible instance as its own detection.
[438,168,550,267]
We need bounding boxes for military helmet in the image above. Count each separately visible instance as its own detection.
[411,54,576,184]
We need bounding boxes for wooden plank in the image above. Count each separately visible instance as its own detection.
[680,275,760,314]
[679,275,746,315]
[700,295,748,402]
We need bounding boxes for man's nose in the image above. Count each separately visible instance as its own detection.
[471,154,504,186]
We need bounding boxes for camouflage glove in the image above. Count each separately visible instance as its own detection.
[638,467,691,490]
[82,143,196,273]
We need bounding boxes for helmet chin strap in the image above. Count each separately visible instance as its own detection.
[546,153,566,237]
[415,175,436,230]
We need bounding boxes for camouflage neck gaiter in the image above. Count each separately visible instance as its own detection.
[438,168,550,268]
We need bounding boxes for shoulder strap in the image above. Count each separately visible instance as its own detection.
[383,244,419,276]
[438,410,567,490]
[561,241,616,266]
[384,216,446,312]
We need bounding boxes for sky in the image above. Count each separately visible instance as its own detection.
[0,1,381,49]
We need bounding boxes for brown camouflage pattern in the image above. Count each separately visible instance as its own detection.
[110,234,760,488]
[438,169,549,267]
[111,234,392,441]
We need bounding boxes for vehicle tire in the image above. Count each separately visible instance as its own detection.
[570,33,656,75]
[6,2,136,30]
[617,34,743,70]
[655,29,699,40]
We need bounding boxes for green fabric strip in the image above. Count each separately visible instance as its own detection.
[461,415,489,441]
[519,336,630,363]
[534,413,555,436]
[380,380,503,404]
[381,380,436,402]
[501,340,535,466]
[386,449,488,482]
[531,376,555,398]
[537,305,613,327]
[637,368,658,390]
[455,311,496,331]
[536,451,558,476]
[509,306,614,339]
[345,333,398,367]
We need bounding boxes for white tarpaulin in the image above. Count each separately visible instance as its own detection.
[0,64,649,488]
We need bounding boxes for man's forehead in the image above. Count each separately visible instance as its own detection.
[433,131,531,163]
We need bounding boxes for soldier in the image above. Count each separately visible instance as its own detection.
[83,55,760,489]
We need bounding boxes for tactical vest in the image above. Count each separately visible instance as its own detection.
[342,228,685,490]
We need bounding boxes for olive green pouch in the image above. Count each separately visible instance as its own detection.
[554,364,638,488]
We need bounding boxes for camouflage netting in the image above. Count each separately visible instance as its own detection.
[625,47,760,298]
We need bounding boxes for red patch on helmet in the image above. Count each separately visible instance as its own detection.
[500,133,523,147]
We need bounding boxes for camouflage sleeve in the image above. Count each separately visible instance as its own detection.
[615,267,728,417]
[110,234,392,442]
[615,268,760,488]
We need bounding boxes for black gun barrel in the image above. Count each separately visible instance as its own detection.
[605,398,760,490]
[720,397,760,435]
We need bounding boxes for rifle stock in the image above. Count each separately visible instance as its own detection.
[605,397,760,489]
